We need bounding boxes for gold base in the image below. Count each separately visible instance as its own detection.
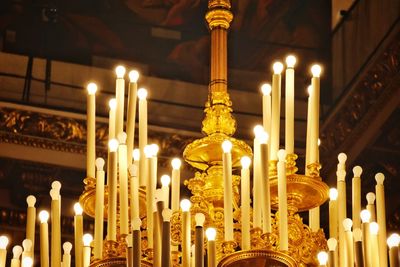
[217,249,297,267]
[89,257,152,267]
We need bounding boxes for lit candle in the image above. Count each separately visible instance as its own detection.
[21,239,32,266]
[343,218,354,267]
[132,218,142,267]
[352,166,363,229]
[327,238,337,267]
[171,158,182,212]
[126,70,139,166]
[138,88,148,187]
[305,85,312,170]
[240,156,251,250]
[375,173,388,267]
[107,98,117,185]
[93,158,105,259]
[161,175,171,208]
[369,222,380,267]
[259,131,271,233]
[206,228,216,267]
[285,55,296,154]
[222,140,234,241]
[62,242,72,267]
[309,65,321,164]
[361,209,372,267]
[25,195,36,257]
[366,192,376,222]
[145,144,159,249]
[270,62,283,160]
[353,228,364,267]
[261,83,271,135]
[74,203,83,267]
[195,213,205,267]
[21,257,33,267]
[329,188,338,239]
[131,150,140,221]
[336,154,347,267]
[39,210,50,267]
[0,236,9,267]
[181,199,191,267]
[82,234,93,267]
[107,139,119,241]
[252,125,263,229]
[387,234,400,267]
[50,181,62,267]
[10,246,22,267]
[115,66,126,137]
[277,149,288,251]
[161,209,172,267]
[317,251,328,267]
[86,82,97,179]
[118,133,129,236]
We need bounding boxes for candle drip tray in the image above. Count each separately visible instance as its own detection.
[217,249,297,267]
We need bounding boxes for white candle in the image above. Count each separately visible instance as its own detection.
[0,236,9,267]
[118,133,129,236]
[366,192,376,222]
[375,173,387,267]
[62,242,72,267]
[277,149,288,251]
[261,83,271,135]
[10,246,22,267]
[343,219,354,267]
[387,234,400,267]
[25,195,36,257]
[115,66,126,137]
[270,62,283,160]
[329,188,338,239]
[181,200,191,267]
[305,86,312,169]
[82,234,93,267]
[336,154,347,267]
[39,210,50,267]
[145,144,159,249]
[171,158,182,212]
[50,181,62,267]
[126,70,139,166]
[310,65,321,164]
[369,222,380,267]
[222,140,234,241]
[107,98,117,186]
[131,149,140,221]
[161,175,171,208]
[21,239,32,266]
[21,257,33,267]
[107,139,119,241]
[74,203,83,267]
[259,131,271,233]
[352,166,363,229]
[252,125,263,229]
[86,83,97,179]
[94,158,105,259]
[285,55,296,154]
[206,228,216,267]
[361,209,372,267]
[138,88,148,187]
[240,156,251,250]
[317,251,328,267]
[327,238,337,267]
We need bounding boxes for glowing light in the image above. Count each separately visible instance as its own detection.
[128,70,139,82]
[240,156,251,169]
[206,228,217,241]
[87,83,98,95]
[115,66,126,78]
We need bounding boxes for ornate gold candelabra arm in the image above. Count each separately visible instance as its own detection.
[286,153,298,175]
[307,162,322,178]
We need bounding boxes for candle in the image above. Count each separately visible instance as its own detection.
[336,157,347,267]
[145,144,159,249]
[343,219,354,266]
[270,62,283,160]
[309,207,320,232]
[131,150,140,220]
[115,66,126,137]
[21,239,32,266]
[369,222,380,267]
[39,210,50,267]
[351,166,362,230]
[161,175,171,208]
[74,203,83,267]
[387,234,400,267]
[353,228,364,267]
[126,235,133,267]
[171,158,182,212]
[161,209,172,267]
[222,140,234,241]
[277,149,288,251]
[361,209,372,267]
[375,173,388,267]
[252,125,263,229]
[240,156,251,250]
[82,234,93,267]
[310,65,321,164]
[132,218,142,267]
[327,238,337,267]
[25,195,36,258]
[154,197,164,267]
[285,55,296,154]
[0,236,9,267]
[366,192,376,222]
[107,139,119,241]
[118,133,129,235]
[21,257,33,267]
[259,131,271,233]
[138,88,148,187]
[62,242,72,267]
[107,98,117,185]
[261,83,271,135]
[11,246,22,267]
[181,199,191,267]
[94,158,105,259]
[86,82,97,178]
[195,213,205,267]
[50,181,62,267]
[126,70,139,166]
[206,228,217,267]
[305,85,312,170]
[329,188,338,239]
[317,251,328,267]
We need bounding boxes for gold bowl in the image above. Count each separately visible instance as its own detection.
[217,249,298,267]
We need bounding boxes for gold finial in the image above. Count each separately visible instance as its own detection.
[206,0,233,30]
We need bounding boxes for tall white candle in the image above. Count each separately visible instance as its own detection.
[86,83,97,179]
[361,209,372,267]
[366,192,376,222]
[261,83,272,135]
[259,132,271,233]
[39,210,50,267]
[369,222,380,267]
[240,156,251,250]
[336,154,347,267]
[129,164,140,224]
[94,158,105,259]
[253,125,263,229]
[145,144,159,249]
[181,200,191,267]
[329,188,338,239]
[222,140,234,241]
[118,133,129,236]
[74,203,83,267]
[161,175,171,209]
[343,219,354,267]
[277,149,288,251]
[285,55,296,154]
[0,236,9,267]
[270,62,283,160]
[107,139,119,241]
[115,66,126,137]
[206,228,216,267]
[305,86,312,170]
[62,242,72,267]
[107,98,117,186]
[310,65,321,164]
[126,70,139,166]
[375,173,388,267]
[138,88,148,187]
[352,166,362,229]
[50,181,62,267]
[25,195,36,257]
[171,158,182,212]
[10,246,22,267]
[82,234,93,267]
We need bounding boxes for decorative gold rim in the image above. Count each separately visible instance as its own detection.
[217,249,298,267]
